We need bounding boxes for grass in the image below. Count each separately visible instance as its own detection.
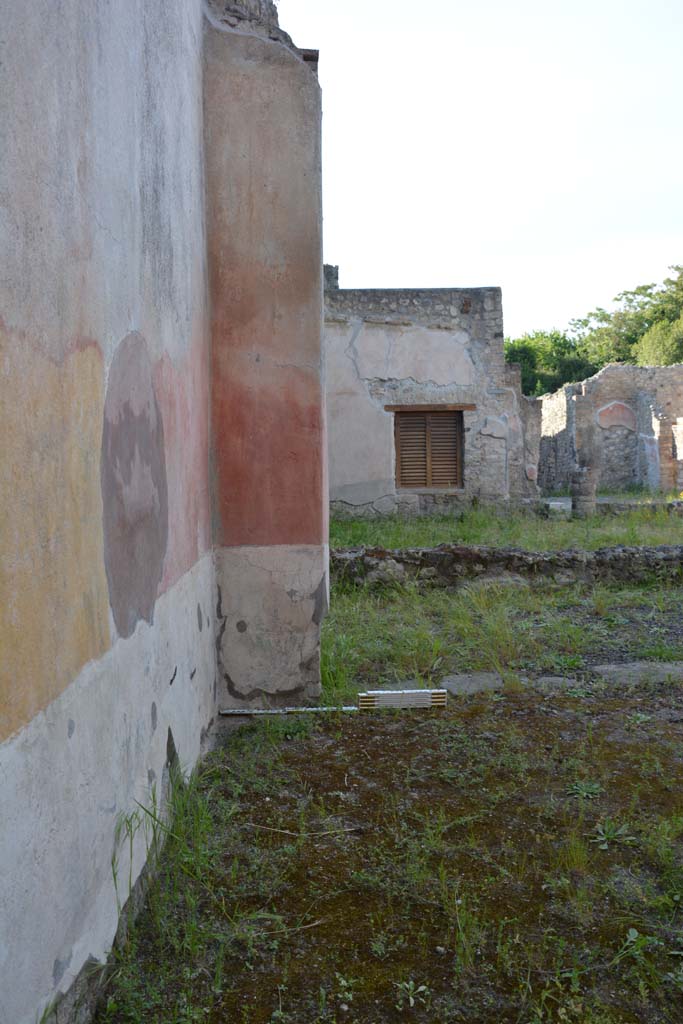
[329,508,683,552]
[321,579,683,705]
[548,485,677,501]
[96,687,683,1023]
[95,521,683,1023]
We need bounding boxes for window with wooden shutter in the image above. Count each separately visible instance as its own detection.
[394,410,463,488]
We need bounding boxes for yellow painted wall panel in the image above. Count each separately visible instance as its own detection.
[0,331,111,742]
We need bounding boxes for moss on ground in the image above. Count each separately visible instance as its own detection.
[97,683,683,1023]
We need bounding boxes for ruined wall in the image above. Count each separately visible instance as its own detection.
[539,364,683,494]
[538,388,576,493]
[324,284,540,515]
[0,3,325,1022]
[205,14,327,708]
[333,542,683,589]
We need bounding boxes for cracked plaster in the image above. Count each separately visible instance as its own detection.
[1,6,327,1023]
[215,545,328,707]
[325,290,540,509]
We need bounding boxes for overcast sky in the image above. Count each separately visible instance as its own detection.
[277,0,683,338]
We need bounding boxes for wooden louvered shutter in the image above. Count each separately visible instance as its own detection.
[429,412,461,486]
[395,413,428,487]
[395,410,463,488]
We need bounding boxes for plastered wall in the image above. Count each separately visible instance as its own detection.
[539,363,683,494]
[0,4,212,1020]
[204,18,327,708]
[0,3,325,1021]
[324,283,540,514]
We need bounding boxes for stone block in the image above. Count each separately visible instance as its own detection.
[441,672,503,695]
[592,662,683,685]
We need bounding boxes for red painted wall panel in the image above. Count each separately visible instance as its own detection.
[205,27,325,549]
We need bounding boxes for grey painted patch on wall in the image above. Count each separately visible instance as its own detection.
[197,603,203,632]
[101,332,168,639]
[166,726,178,770]
[53,951,72,986]
[151,702,157,732]
[67,718,75,739]
[311,575,328,626]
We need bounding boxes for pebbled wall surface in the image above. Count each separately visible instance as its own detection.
[332,542,683,588]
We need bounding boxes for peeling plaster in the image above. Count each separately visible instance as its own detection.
[101,333,168,639]
[325,308,538,506]
[539,365,683,492]
[214,545,326,707]
[0,556,215,1024]
[1,5,327,1024]
[597,400,637,432]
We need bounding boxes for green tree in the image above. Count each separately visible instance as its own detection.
[635,313,683,365]
[505,330,598,396]
[571,265,683,366]
[507,266,683,392]
[504,337,540,395]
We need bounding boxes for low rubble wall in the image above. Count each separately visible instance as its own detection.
[331,543,683,587]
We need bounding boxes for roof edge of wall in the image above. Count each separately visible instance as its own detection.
[204,0,309,62]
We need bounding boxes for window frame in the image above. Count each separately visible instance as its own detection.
[389,405,470,491]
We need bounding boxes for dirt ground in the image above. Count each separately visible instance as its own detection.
[97,680,683,1024]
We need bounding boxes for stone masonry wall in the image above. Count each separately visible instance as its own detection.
[539,363,683,494]
[325,281,540,515]
[207,0,285,40]
[538,387,575,493]
[332,542,683,589]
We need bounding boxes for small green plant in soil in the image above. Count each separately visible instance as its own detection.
[394,979,431,1011]
[589,819,638,850]
[333,972,357,1006]
[567,780,603,800]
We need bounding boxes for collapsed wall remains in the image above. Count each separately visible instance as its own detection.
[539,363,683,495]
